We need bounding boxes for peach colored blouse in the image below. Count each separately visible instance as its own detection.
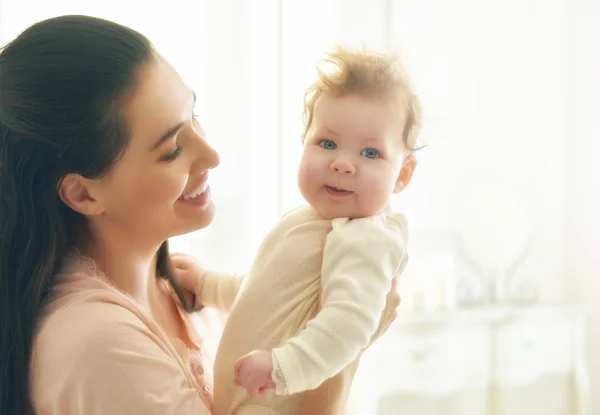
[31,253,222,415]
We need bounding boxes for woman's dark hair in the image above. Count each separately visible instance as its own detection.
[0,15,191,414]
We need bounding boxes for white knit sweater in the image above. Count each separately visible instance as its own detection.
[199,206,407,415]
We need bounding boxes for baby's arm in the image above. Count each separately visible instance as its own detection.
[235,214,407,396]
[171,254,244,313]
[271,214,406,394]
[199,269,244,312]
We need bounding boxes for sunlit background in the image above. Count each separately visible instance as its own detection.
[1,0,598,413]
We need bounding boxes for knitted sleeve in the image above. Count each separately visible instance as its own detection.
[270,213,407,395]
[196,270,244,312]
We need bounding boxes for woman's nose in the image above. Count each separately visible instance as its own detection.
[192,132,220,172]
[202,143,220,170]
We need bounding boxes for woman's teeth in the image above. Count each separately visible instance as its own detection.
[181,182,208,200]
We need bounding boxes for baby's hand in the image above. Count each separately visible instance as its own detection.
[171,253,206,309]
[234,350,276,397]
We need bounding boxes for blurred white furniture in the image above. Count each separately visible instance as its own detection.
[347,306,589,415]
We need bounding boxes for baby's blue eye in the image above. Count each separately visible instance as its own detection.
[319,140,337,150]
[361,148,380,159]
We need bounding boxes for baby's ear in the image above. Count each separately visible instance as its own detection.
[393,154,417,193]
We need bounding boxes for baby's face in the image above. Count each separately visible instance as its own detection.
[298,93,411,220]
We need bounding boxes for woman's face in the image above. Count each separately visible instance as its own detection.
[83,56,220,247]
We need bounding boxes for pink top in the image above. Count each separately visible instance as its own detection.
[31,253,222,415]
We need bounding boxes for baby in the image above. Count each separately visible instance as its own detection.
[174,47,421,415]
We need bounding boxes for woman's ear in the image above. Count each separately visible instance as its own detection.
[58,173,105,216]
[393,154,417,193]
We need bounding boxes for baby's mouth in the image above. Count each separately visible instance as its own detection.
[325,185,353,196]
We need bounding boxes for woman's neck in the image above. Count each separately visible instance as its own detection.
[77,231,162,310]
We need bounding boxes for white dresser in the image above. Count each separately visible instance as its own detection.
[347,307,589,415]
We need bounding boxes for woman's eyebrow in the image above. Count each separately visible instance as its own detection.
[150,90,197,151]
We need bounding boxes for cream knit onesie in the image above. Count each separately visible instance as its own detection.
[200,206,407,415]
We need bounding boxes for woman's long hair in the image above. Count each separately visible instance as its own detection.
[0,15,189,414]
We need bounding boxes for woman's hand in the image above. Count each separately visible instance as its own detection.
[170,253,205,310]
[297,256,405,415]
[369,259,404,344]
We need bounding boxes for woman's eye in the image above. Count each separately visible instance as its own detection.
[319,140,336,150]
[162,145,182,162]
[361,147,380,159]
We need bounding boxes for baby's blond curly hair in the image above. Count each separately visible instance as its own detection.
[302,47,422,151]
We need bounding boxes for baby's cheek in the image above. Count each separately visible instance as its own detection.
[360,173,393,212]
[297,160,322,191]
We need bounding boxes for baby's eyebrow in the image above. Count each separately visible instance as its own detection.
[317,126,340,137]
[361,136,384,144]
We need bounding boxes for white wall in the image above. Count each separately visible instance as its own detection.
[276,0,570,306]
[387,0,568,304]
[566,0,600,411]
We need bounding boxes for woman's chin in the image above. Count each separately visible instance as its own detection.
[172,201,216,237]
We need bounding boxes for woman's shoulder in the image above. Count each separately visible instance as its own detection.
[33,254,150,401]
[32,285,154,385]
[31,272,210,414]
[36,254,153,351]
[36,287,150,351]
[31,293,141,406]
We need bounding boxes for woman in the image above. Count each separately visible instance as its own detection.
[0,15,400,415]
